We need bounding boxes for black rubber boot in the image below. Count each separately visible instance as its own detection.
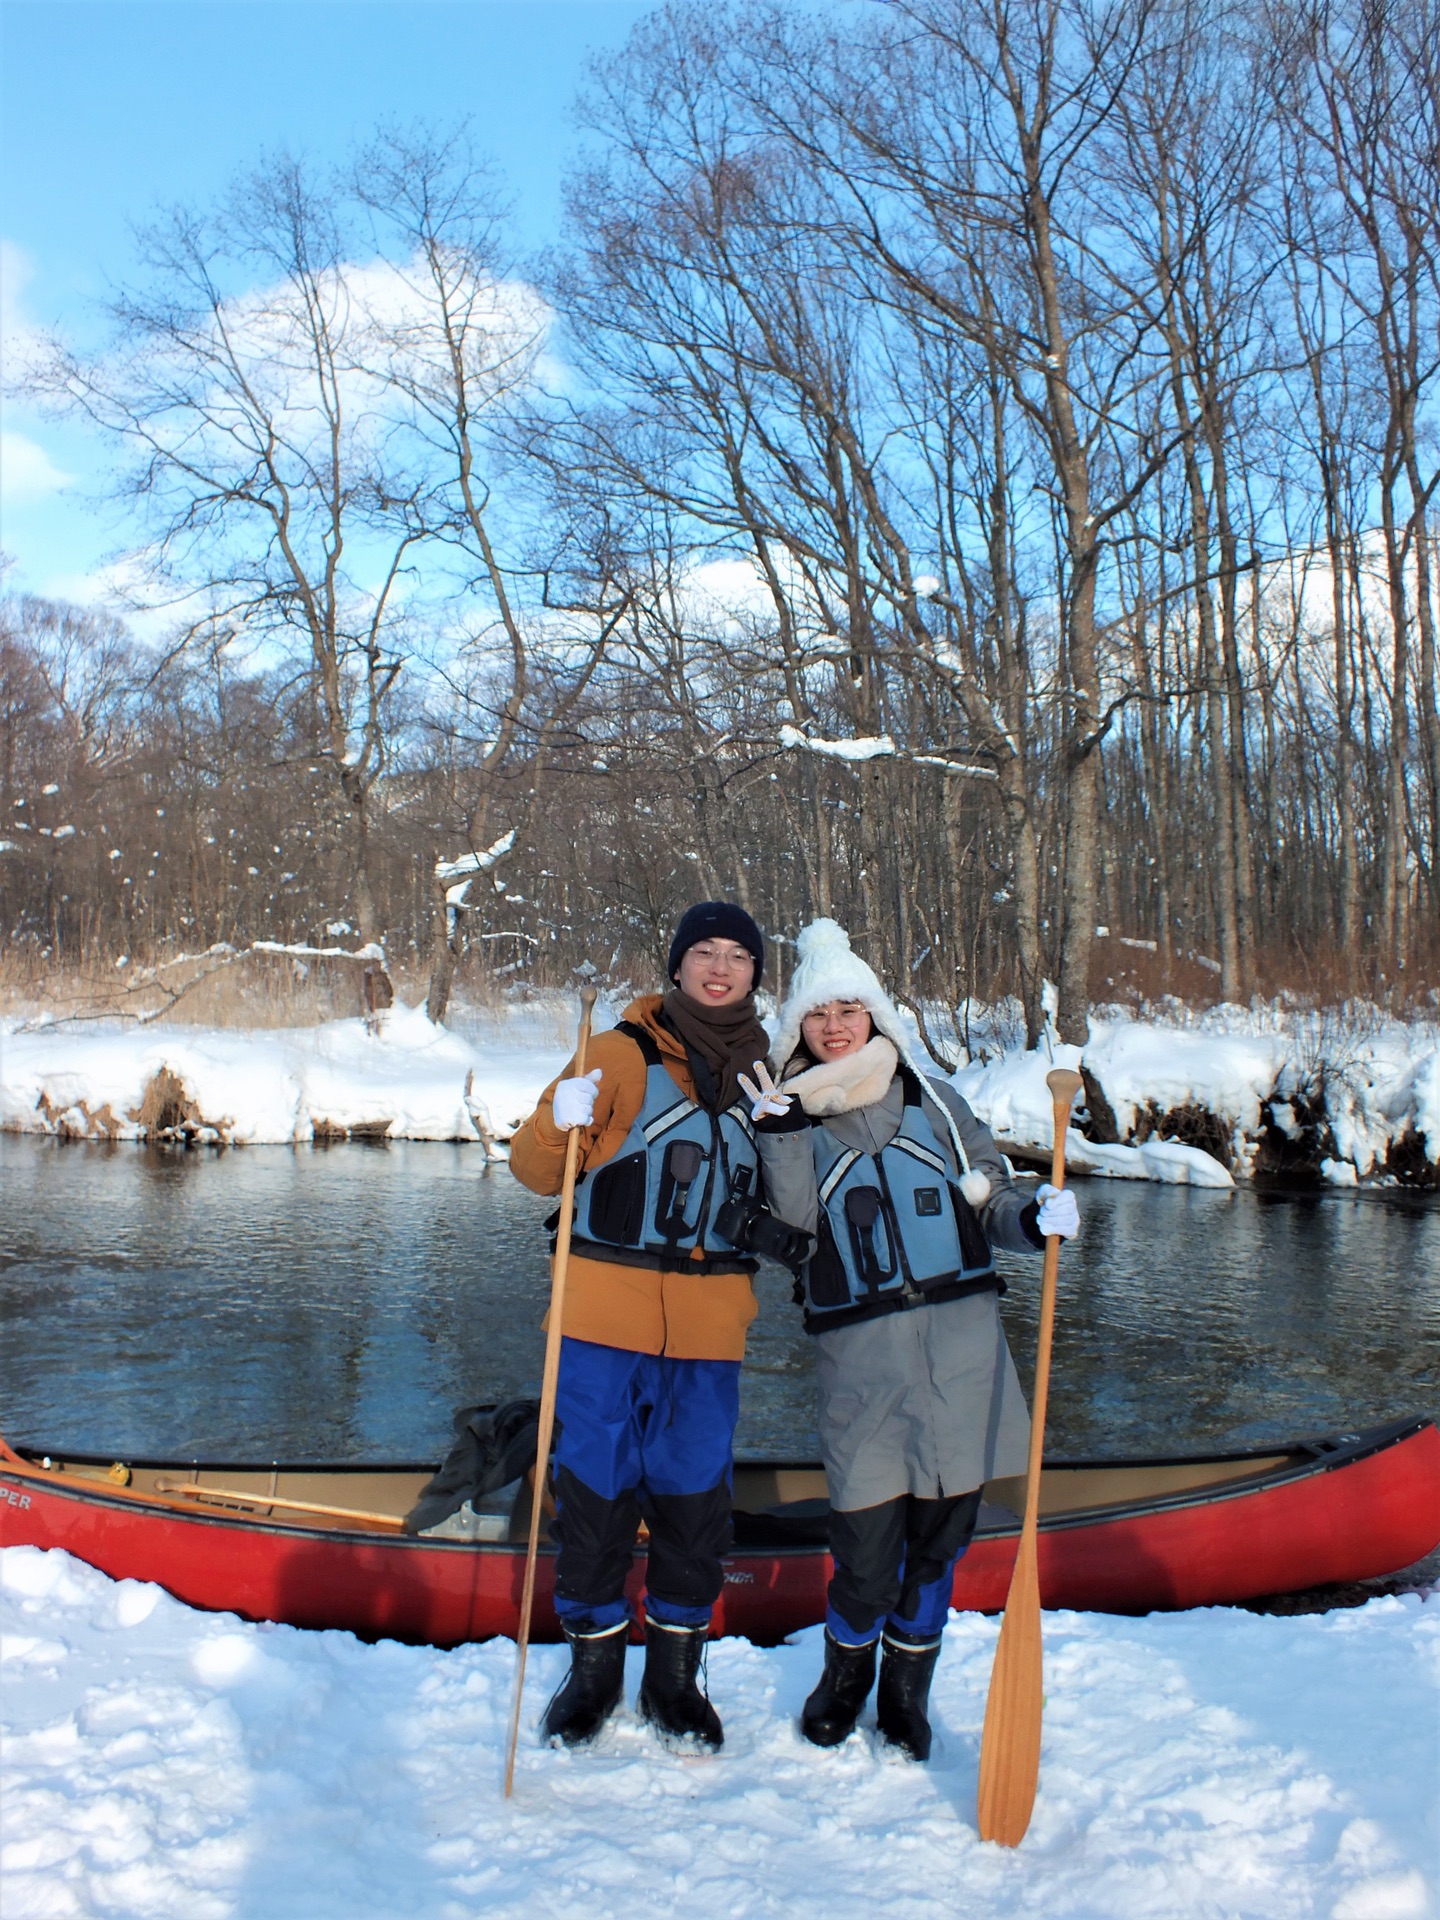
[539,1621,629,1747]
[637,1619,724,1750]
[875,1629,942,1761]
[800,1630,879,1747]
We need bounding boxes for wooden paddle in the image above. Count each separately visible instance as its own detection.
[976,1064,1084,1847]
[503,984,598,1798]
[153,1479,406,1528]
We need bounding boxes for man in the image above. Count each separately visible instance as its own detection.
[509,902,785,1751]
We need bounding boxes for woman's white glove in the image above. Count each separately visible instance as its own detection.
[1035,1183,1080,1240]
[552,1068,602,1131]
[737,1061,793,1122]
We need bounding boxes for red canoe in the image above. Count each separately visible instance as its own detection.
[1,1418,1435,1645]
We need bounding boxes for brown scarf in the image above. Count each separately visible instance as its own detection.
[660,988,771,1114]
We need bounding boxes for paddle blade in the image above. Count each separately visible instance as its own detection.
[976,1534,1043,1847]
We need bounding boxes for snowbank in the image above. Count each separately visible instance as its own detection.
[0,1002,570,1148]
[1085,1016,1285,1142]
[953,1006,1440,1187]
[953,1038,1238,1186]
[2,1546,1435,1920]
[3,990,1435,1185]
[1067,1133,1238,1187]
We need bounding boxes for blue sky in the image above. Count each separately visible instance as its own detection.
[1,0,654,603]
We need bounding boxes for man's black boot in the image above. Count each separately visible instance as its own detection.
[875,1629,942,1761]
[800,1630,879,1747]
[539,1621,629,1747]
[637,1619,724,1750]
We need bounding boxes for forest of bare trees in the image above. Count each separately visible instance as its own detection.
[2,0,1436,1042]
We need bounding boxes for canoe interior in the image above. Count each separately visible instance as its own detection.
[18,1443,1309,1543]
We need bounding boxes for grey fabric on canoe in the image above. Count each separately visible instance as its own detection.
[402,1399,542,1534]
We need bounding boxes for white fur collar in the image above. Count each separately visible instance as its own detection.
[784,1036,898,1116]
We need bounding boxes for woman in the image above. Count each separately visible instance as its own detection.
[754,919,1078,1761]
[510,901,793,1754]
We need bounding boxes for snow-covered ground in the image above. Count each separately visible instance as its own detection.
[3,990,1436,1915]
[0,1000,573,1150]
[2,1546,1434,1920]
[952,1001,1439,1187]
[1,989,1436,1185]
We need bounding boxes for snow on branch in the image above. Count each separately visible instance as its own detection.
[910,753,997,780]
[434,830,517,884]
[780,723,897,763]
[435,829,518,910]
[11,939,388,1033]
[251,940,387,963]
[779,724,996,781]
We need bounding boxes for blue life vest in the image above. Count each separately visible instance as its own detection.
[568,1021,761,1272]
[801,1073,999,1331]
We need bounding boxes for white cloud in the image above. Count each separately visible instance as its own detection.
[1,238,43,368]
[0,430,72,507]
[36,553,198,641]
[110,247,552,476]
[1,236,560,640]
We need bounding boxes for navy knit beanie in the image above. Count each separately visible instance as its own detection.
[667,901,765,989]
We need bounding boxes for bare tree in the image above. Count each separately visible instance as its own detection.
[1272,0,1440,953]
[32,133,564,958]
[10,7,1435,1018]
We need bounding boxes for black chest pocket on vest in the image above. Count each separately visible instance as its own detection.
[951,1183,992,1270]
[656,1137,705,1237]
[913,1187,942,1216]
[808,1215,853,1307]
[585,1151,647,1245]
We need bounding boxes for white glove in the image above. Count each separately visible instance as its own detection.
[1036,1183,1080,1240]
[737,1061,793,1122]
[552,1068,602,1131]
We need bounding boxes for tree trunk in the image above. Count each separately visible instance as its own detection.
[426,888,458,1025]
[1379,485,1412,962]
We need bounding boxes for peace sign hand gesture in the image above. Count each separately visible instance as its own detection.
[737,1061,794,1123]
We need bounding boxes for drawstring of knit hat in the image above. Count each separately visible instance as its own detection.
[916,1077,992,1212]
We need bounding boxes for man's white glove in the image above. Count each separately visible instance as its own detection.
[1035,1183,1080,1240]
[737,1061,793,1122]
[552,1068,602,1131]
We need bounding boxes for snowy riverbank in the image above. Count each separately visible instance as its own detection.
[956,1003,1440,1189]
[2,1545,1434,1920]
[1,992,1436,1186]
[0,1000,571,1151]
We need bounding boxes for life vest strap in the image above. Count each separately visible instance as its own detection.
[886,1133,949,1177]
[564,1235,760,1276]
[818,1147,863,1206]
[642,1100,695,1144]
[612,1018,663,1065]
[802,1269,1003,1334]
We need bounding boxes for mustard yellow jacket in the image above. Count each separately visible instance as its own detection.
[507,995,759,1362]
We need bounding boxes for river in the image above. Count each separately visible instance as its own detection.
[3,1134,1436,1470]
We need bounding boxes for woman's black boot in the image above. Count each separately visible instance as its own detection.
[800,1631,879,1747]
[875,1629,942,1761]
[539,1621,629,1747]
[637,1619,724,1750]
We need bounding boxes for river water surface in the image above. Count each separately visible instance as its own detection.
[3,1134,1436,1469]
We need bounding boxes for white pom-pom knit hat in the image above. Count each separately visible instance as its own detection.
[770,918,991,1208]
[770,918,911,1070]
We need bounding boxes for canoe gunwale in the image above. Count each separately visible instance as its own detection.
[16,1412,1427,1482]
[1,1415,1431,1548]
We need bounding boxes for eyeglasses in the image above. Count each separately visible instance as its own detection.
[686,943,754,970]
[802,1002,870,1024]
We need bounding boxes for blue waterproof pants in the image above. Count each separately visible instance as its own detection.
[551,1336,741,1633]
